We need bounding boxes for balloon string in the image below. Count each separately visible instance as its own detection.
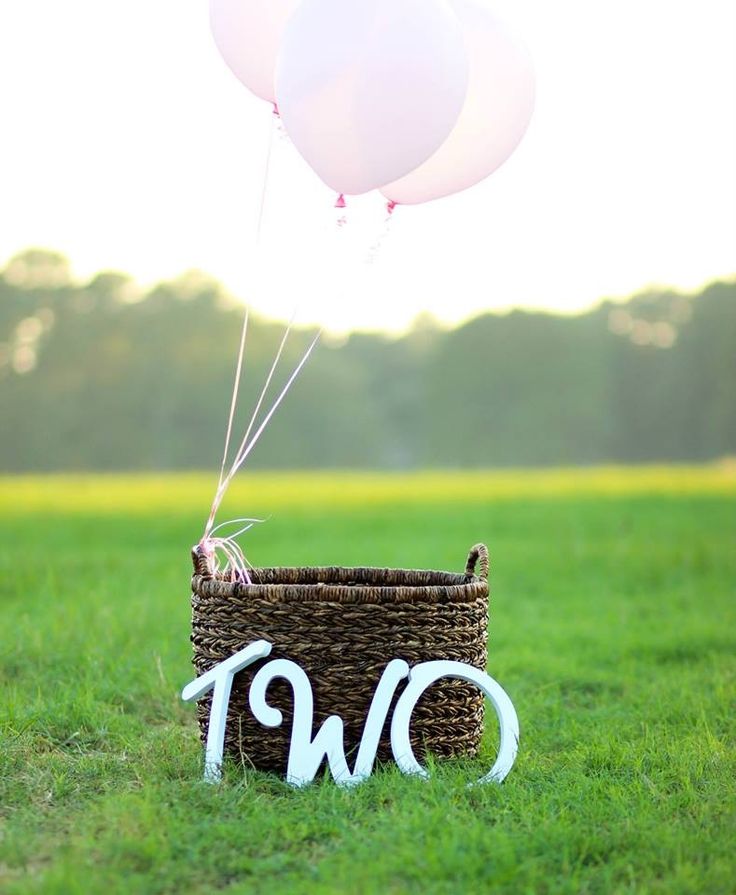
[205,307,299,537]
[366,201,398,265]
[223,329,321,484]
[214,308,248,509]
[200,110,322,583]
[201,329,321,581]
[204,111,277,539]
[255,110,278,241]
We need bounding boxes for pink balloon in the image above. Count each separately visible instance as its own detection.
[381,0,535,205]
[209,0,302,103]
[275,0,469,196]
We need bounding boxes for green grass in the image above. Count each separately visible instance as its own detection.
[1,467,734,894]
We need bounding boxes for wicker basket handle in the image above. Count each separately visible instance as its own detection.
[465,543,489,581]
[191,543,214,578]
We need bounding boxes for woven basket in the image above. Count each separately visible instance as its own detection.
[190,543,490,774]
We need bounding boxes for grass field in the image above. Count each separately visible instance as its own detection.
[1,467,734,894]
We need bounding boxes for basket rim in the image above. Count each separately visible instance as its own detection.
[192,566,488,605]
[191,543,490,604]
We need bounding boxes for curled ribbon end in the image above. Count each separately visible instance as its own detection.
[196,529,256,586]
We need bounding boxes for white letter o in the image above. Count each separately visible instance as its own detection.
[390,661,519,784]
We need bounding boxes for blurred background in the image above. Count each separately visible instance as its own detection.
[0,255,734,470]
[1,0,734,472]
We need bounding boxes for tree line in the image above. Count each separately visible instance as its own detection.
[1,249,734,471]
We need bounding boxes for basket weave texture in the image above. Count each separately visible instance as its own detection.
[190,544,490,773]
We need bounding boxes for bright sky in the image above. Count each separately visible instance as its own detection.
[1,0,734,332]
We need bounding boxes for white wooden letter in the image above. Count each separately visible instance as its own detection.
[181,639,273,783]
[390,660,520,785]
[249,657,410,787]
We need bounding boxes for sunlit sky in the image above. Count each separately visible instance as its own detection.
[1,0,734,332]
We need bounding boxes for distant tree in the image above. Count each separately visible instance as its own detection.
[2,249,71,290]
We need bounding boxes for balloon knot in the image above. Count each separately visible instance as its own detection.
[335,193,347,209]
[272,103,280,118]
[386,200,397,215]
